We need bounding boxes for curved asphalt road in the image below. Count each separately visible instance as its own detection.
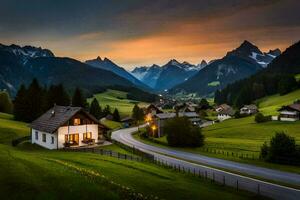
[112,126,300,200]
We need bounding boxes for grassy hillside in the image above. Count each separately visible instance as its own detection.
[257,89,300,115]
[0,113,259,200]
[134,90,300,174]
[87,89,149,117]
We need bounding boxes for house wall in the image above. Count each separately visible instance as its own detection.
[279,110,299,122]
[31,129,57,150]
[218,114,231,121]
[57,124,98,149]
[280,117,298,122]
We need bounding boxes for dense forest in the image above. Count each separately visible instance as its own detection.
[215,41,300,107]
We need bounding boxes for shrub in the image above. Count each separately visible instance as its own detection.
[165,117,204,147]
[255,113,271,123]
[260,132,300,165]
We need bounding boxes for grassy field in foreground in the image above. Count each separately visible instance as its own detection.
[87,89,149,117]
[0,113,261,200]
[257,89,300,115]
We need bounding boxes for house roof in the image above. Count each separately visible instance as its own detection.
[216,104,231,111]
[241,104,258,110]
[146,104,163,113]
[279,103,300,112]
[219,108,235,116]
[121,116,134,122]
[155,112,199,119]
[30,105,99,133]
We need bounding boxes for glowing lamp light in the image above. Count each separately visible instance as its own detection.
[151,125,157,131]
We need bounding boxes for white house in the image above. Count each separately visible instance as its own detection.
[217,107,235,121]
[278,103,300,122]
[240,104,258,115]
[30,105,107,149]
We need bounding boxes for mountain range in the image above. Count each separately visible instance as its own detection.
[85,57,150,90]
[131,59,203,91]
[0,41,282,98]
[0,44,137,96]
[215,40,300,106]
[169,40,281,96]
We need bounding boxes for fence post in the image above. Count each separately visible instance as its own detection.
[205,171,207,179]
[223,176,225,186]
[193,168,195,176]
[236,180,239,191]
[257,184,260,195]
[212,172,215,182]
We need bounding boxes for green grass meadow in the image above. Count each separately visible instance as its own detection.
[87,89,149,117]
[257,89,300,115]
[0,113,261,200]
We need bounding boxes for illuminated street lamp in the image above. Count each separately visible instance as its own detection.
[151,125,157,137]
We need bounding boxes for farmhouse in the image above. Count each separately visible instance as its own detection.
[240,104,258,115]
[153,112,201,137]
[217,107,235,121]
[30,105,107,149]
[146,104,163,115]
[278,103,300,121]
[215,104,231,113]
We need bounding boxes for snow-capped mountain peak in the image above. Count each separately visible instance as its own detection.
[0,43,54,65]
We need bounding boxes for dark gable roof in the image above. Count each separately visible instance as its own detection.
[279,103,300,112]
[30,105,99,133]
[219,108,235,116]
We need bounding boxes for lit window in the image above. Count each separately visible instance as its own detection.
[42,134,46,142]
[51,136,54,144]
[83,132,92,139]
[35,131,38,140]
[74,118,81,125]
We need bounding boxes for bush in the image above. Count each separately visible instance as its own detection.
[255,113,271,123]
[165,117,204,147]
[260,132,300,165]
[0,90,13,114]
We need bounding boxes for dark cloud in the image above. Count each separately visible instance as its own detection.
[0,0,286,39]
[0,0,299,68]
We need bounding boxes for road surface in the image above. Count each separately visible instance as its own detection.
[112,126,300,200]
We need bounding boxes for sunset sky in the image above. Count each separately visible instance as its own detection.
[0,0,300,69]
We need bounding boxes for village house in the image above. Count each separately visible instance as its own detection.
[146,104,163,116]
[215,104,231,113]
[277,103,300,121]
[30,105,108,149]
[120,116,134,128]
[240,104,258,115]
[153,112,201,137]
[217,107,235,121]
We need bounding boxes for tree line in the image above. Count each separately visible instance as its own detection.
[215,40,300,107]
[13,79,120,122]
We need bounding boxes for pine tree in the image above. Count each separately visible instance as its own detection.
[0,90,13,114]
[26,79,45,122]
[13,84,27,121]
[132,104,144,122]
[103,105,111,117]
[112,108,120,122]
[89,98,102,119]
[46,84,70,109]
[72,87,88,108]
